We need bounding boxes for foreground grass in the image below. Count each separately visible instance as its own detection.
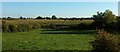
[2,29,96,50]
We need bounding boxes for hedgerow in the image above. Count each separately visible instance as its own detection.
[2,20,93,32]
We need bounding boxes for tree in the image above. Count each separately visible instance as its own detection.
[116,17,120,32]
[7,17,11,19]
[20,16,23,19]
[93,11,105,29]
[104,10,117,24]
[52,15,57,19]
[93,10,117,31]
[45,17,51,19]
[103,10,117,32]
[36,16,42,19]
[7,17,12,20]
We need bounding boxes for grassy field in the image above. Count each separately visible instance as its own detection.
[2,29,96,50]
[2,19,120,51]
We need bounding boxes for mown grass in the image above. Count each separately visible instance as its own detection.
[2,29,95,50]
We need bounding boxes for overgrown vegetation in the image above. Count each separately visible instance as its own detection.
[2,9,120,51]
[90,29,120,52]
[93,10,119,33]
[2,20,93,32]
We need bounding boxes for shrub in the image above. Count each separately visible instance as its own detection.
[17,24,32,32]
[41,24,50,29]
[2,21,8,32]
[90,29,120,52]
[32,23,41,29]
[7,24,18,32]
[2,23,9,32]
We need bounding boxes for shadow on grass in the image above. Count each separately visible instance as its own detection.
[41,29,96,34]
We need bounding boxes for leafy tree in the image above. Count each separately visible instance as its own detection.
[52,15,57,19]
[104,10,117,24]
[103,10,117,32]
[93,11,105,29]
[20,16,23,19]
[45,17,51,19]
[36,16,42,19]
[7,17,11,19]
[93,10,117,32]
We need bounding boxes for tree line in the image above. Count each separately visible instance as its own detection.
[2,15,95,20]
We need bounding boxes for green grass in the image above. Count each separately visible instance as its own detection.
[2,29,96,50]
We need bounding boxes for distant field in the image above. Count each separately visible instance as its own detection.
[3,19,94,25]
[2,29,95,50]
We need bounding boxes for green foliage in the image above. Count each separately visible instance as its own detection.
[2,20,93,32]
[2,23,9,32]
[52,15,57,19]
[17,24,32,32]
[8,24,18,32]
[2,21,7,32]
[2,20,40,32]
[36,16,42,19]
[32,23,41,29]
[93,10,117,33]
[90,29,120,52]
[104,10,117,24]
[93,10,117,25]
[116,18,120,32]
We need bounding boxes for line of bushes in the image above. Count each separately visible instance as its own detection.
[2,20,47,32]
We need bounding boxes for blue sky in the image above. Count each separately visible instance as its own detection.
[2,2,118,18]
[1,0,119,2]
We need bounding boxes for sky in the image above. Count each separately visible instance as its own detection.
[2,2,118,18]
[1,0,120,2]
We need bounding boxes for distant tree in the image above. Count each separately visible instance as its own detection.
[23,17,26,19]
[20,16,23,19]
[45,17,51,19]
[7,17,12,20]
[2,17,6,20]
[36,16,42,19]
[52,15,57,19]
[59,17,64,20]
[7,17,11,19]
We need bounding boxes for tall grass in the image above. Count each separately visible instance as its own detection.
[2,19,94,32]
